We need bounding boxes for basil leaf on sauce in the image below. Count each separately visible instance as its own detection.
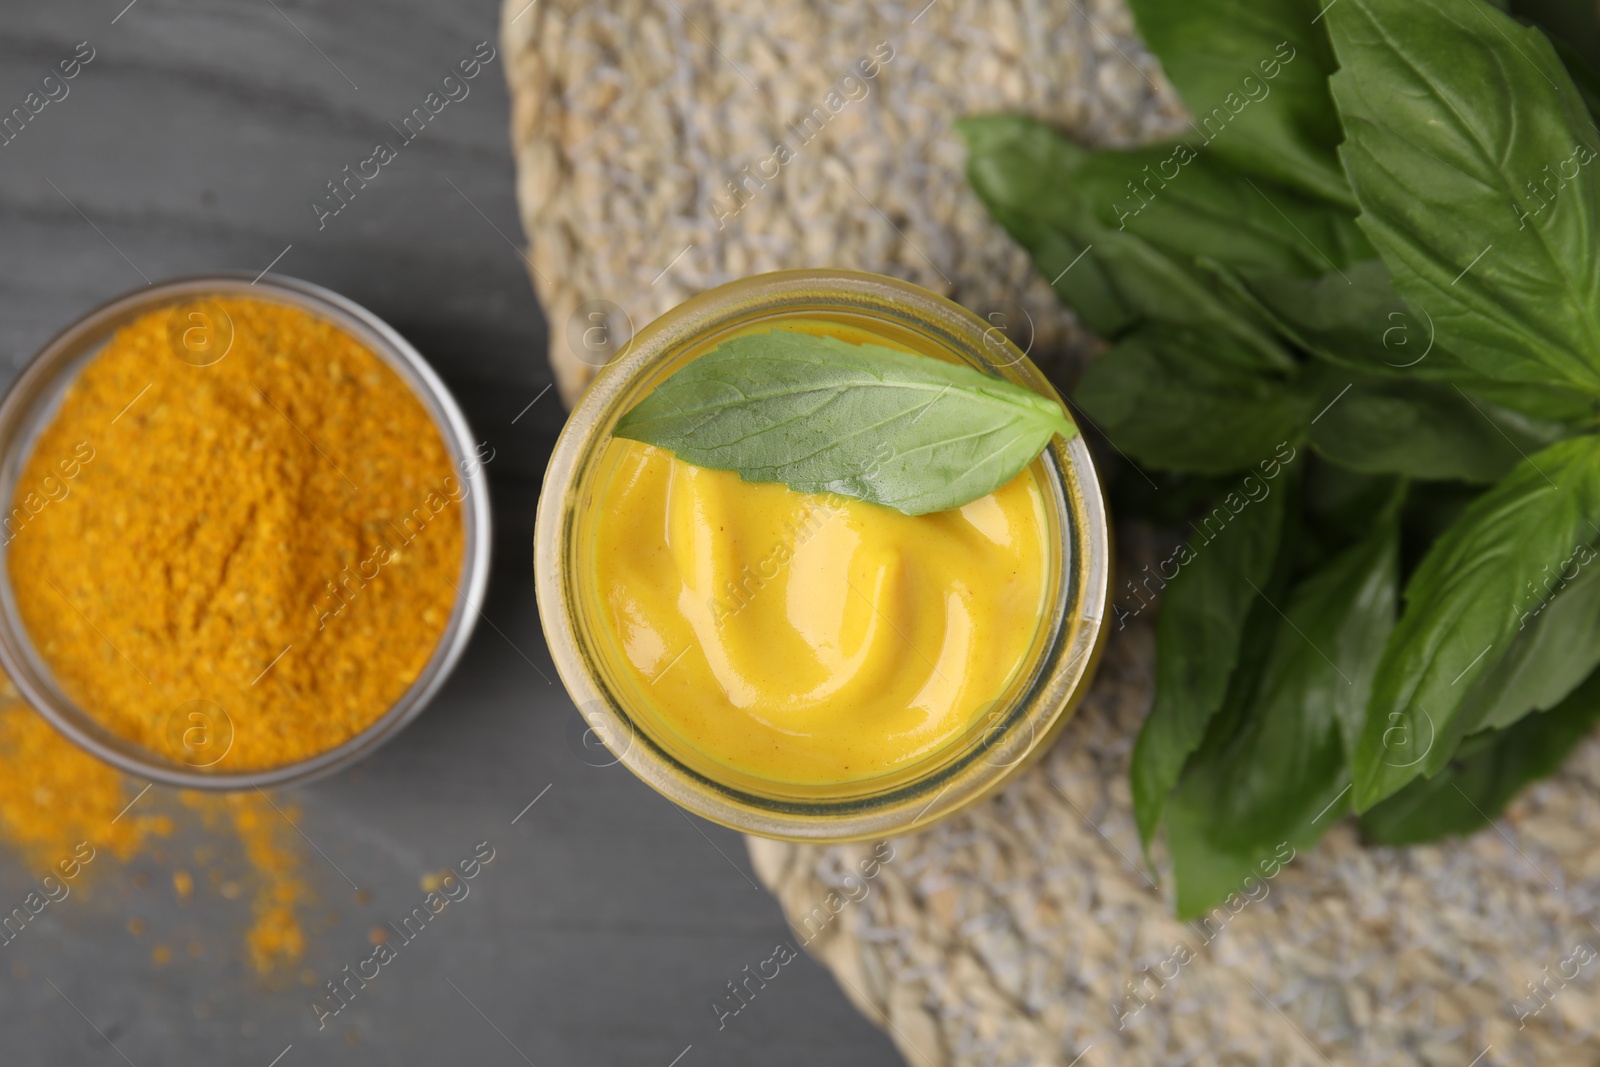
[1352,436,1600,811]
[613,329,1075,516]
[1127,0,1352,207]
[1360,666,1600,845]
[1167,505,1398,918]
[1130,463,1295,848]
[1326,0,1600,395]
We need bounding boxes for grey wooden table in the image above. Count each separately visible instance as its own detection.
[0,1,900,1063]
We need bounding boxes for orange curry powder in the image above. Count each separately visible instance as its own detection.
[6,295,466,770]
[0,683,311,974]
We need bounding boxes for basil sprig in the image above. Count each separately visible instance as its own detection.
[965,0,1600,916]
[613,330,1076,516]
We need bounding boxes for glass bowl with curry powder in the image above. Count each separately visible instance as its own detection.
[535,270,1110,842]
[0,275,491,788]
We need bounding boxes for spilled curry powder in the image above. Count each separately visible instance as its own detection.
[7,295,465,770]
[180,790,308,971]
[0,682,311,974]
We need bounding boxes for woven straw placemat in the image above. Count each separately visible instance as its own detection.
[500,3,1600,1063]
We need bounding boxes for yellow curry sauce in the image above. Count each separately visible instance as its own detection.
[587,319,1052,785]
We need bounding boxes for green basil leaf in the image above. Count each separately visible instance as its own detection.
[1306,371,1562,484]
[1218,260,1599,423]
[1352,435,1600,810]
[1076,329,1313,475]
[1468,550,1600,732]
[958,115,1361,367]
[1168,506,1398,917]
[971,198,1139,339]
[960,116,1278,361]
[1127,0,1353,206]
[1069,148,1369,277]
[1360,665,1600,845]
[1454,381,1597,426]
[1130,461,1296,847]
[613,329,1075,516]
[1326,0,1600,395]
[1162,587,1294,914]
[959,117,1364,277]
[1087,231,1296,371]
[1221,260,1463,379]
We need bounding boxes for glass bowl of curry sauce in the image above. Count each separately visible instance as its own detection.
[535,270,1109,841]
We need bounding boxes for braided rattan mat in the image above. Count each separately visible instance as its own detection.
[501,2,1600,1062]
